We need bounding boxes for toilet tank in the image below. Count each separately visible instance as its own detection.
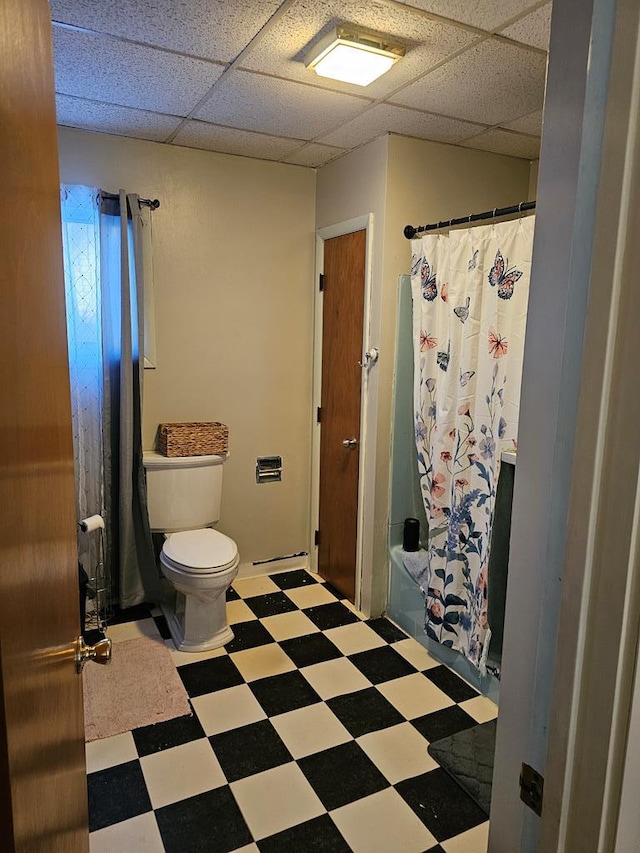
[143,451,226,532]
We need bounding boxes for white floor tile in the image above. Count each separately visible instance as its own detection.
[377,673,454,719]
[441,821,489,852]
[260,610,319,641]
[331,788,437,853]
[271,702,351,759]
[284,584,340,608]
[192,684,266,736]
[393,637,440,671]
[300,657,371,700]
[459,696,498,723]
[140,739,226,809]
[230,644,296,682]
[233,576,280,598]
[227,599,257,625]
[85,731,138,774]
[231,762,324,840]
[324,622,387,655]
[89,812,164,853]
[357,722,438,783]
[107,618,161,644]
[165,639,227,667]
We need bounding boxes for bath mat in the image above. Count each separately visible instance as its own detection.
[82,635,191,742]
[427,719,497,815]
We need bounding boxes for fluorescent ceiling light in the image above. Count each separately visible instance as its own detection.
[306,26,404,87]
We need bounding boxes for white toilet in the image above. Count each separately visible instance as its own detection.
[143,451,240,652]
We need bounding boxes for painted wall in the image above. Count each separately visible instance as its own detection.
[58,127,316,565]
[316,133,531,614]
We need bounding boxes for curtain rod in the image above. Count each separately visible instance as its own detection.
[403,200,536,239]
[100,191,160,210]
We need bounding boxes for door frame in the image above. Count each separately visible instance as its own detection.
[310,214,374,611]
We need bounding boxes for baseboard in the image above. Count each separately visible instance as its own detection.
[236,553,311,580]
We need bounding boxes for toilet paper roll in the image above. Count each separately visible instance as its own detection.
[79,514,105,533]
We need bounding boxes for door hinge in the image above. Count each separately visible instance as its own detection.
[519,763,544,817]
[316,407,321,423]
[319,273,325,292]
[314,530,320,546]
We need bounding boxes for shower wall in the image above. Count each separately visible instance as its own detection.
[387,274,500,701]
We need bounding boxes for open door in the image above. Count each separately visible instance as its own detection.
[0,0,89,850]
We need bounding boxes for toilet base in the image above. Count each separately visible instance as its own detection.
[161,595,234,653]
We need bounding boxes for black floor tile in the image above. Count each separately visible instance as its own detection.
[226,586,240,601]
[303,602,359,631]
[210,719,293,782]
[366,617,407,643]
[153,614,172,640]
[298,741,389,811]
[322,581,346,600]
[87,760,151,832]
[279,632,343,668]
[411,706,478,743]
[108,602,153,625]
[178,656,244,698]
[224,619,274,653]
[396,768,487,842]
[258,813,351,852]
[348,645,418,684]
[249,670,321,717]
[425,666,479,703]
[327,687,404,738]
[132,711,205,756]
[426,847,446,852]
[245,591,299,619]
[270,570,318,590]
[156,786,252,853]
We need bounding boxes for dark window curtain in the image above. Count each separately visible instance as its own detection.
[100,190,161,608]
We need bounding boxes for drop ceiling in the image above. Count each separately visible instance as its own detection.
[51,0,551,167]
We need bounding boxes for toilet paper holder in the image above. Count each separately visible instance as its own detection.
[256,456,282,484]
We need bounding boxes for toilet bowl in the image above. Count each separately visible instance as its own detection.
[142,451,239,653]
[159,528,240,652]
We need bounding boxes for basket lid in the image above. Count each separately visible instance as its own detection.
[163,528,238,569]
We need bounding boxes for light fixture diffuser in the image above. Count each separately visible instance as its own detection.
[306,26,404,87]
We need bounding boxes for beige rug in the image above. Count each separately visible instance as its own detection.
[83,635,191,742]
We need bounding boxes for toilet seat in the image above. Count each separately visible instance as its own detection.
[162,528,238,574]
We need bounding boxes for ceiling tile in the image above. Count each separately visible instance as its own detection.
[459,128,541,158]
[502,109,543,135]
[398,0,543,32]
[317,102,484,149]
[239,0,476,101]
[195,71,369,140]
[392,38,546,125]
[499,3,552,50]
[50,0,282,63]
[282,143,346,167]
[53,28,224,116]
[55,94,181,141]
[171,120,303,162]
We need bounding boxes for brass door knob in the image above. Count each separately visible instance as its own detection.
[75,635,112,674]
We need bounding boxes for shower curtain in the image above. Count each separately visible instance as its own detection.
[410,217,534,669]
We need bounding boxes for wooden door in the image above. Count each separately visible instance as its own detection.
[0,1,89,850]
[317,230,366,602]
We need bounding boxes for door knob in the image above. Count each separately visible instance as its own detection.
[342,438,358,449]
[75,635,112,674]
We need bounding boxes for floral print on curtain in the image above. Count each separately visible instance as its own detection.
[410,217,534,670]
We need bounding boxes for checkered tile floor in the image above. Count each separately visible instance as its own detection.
[87,570,497,853]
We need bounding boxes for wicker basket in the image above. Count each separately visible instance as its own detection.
[157,422,229,457]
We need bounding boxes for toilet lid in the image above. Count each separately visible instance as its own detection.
[163,529,238,570]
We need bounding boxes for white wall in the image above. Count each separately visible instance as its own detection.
[58,128,316,565]
[316,133,531,614]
